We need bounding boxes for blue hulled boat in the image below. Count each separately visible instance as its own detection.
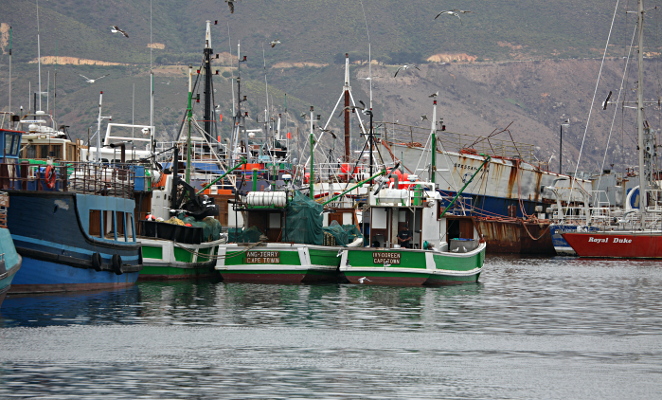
[0,123,143,294]
[0,192,22,307]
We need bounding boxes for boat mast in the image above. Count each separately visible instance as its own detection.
[636,0,647,219]
[36,0,42,112]
[430,99,437,185]
[96,91,103,161]
[186,66,194,183]
[45,71,49,114]
[8,26,12,115]
[204,20,214,144]
[343,54,351,162]
[262,43,270,152]
[231,42,245,168]
[309,105,315,199]
[226,23,236,164]
[150,0,155,153]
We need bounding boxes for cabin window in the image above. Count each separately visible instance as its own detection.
[11,135,20,156]
[113,211,126,238]
[24,145,36,159]
[66,143,78,161]
[4,134,20,157]
[268,212,281,228]
[36,145,61,159]
[38,145,48,158]
[89,209,135,241]
[371,208,387,229]
[126,213,135,241]
[89,209,103,237]
[3,136,9,156]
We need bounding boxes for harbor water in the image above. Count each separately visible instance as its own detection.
[1,255,661,399]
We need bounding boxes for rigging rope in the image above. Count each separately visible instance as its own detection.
[569,0,622,209]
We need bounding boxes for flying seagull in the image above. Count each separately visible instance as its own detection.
[358,277,372,284]
[226,0,238,13]
[110,26,129,37]
[338,102,370,117]
[318,128,337,139]
[429,91,439,98]
[79,74,109,83]
[421,115,428,121]
[394,64,420,77]
[435,9,471,23]
[270,39,281,48]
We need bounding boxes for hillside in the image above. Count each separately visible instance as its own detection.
[1,0,661,173]
[4,0,657,64]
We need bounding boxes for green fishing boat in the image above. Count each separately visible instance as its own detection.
[339,182,486,286]
[138,217,224,281]
[339,98,486,286]
[216,191,363,284]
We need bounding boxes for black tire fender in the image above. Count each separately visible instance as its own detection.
[111,254,123,275]
[92,252,103,271]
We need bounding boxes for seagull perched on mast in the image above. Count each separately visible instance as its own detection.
[79,74,109,83]
[435,9,471,23]
[394,64,420,77]
[110,26,129,37]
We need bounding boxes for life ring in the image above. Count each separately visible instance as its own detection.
[91,252,103,271]
[111,254,123,275]
[44,165,56,189]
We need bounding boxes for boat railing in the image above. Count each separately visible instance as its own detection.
[554,204,591,224]
[155,140,241,192]
[374,121,537,163]
[587,206,612,224]
[644,189,662,213]
[309,162,375,183]
[440,195,473,216]
[155,140,229,164]
[590,190,611,208]
[611,210,662,231]
[0,161,135,198]
[68,162,136,198]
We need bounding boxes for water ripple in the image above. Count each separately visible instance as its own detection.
[1,256,662,398]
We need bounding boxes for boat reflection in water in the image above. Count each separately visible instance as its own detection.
[0,286,140,327]
[211,282,482,329]
[102,280,483,328]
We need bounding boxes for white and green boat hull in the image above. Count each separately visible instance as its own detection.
[339,243,486,286]
[216,243,343,284]
[139,237,224,280]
